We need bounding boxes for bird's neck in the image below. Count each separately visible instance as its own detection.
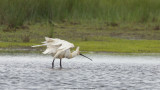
[70,51,78,58]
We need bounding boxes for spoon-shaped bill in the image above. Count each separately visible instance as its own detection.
[80,53,93,61]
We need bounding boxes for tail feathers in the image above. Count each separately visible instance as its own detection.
[32,44,46,47]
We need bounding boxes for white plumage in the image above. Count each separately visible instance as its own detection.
[42,38,74,53]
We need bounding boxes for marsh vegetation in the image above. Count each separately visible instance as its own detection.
[0,0,160,53]
[0,0,160,27]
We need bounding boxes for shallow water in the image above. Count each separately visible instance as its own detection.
[0,53,160,90]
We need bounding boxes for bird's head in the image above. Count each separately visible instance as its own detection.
[72,46,92,61]
[76,46,80,55]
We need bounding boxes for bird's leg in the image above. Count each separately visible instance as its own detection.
[53,50,63,68]
[60,59,62,68]
[52,58,55,68]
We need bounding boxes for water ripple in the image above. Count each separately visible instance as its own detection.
[0,54,160,89]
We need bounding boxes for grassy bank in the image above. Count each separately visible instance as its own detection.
[0,22,160,42]
[0,22,160,53]
[0,0,160,53]
[74,40,160,53]
[0,0,160,28]
[0,38,160,53]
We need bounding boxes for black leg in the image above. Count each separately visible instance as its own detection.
[52,59,55,68]
[60,59,62,68]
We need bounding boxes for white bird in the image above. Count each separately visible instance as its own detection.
[32,37,92,68]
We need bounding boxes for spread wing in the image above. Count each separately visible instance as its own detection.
[32,37,74,55]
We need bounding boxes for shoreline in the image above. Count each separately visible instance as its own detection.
[0,39,160,53]
[0,48,160,57]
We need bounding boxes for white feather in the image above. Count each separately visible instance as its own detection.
[32,37,74,56]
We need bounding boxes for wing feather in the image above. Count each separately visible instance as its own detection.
[32,37,74,55]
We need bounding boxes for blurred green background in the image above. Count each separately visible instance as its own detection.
[0,0,160,53]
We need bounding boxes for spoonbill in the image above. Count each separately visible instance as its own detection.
[32,37,92,68]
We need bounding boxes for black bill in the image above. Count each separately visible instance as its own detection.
[80,53,93,61]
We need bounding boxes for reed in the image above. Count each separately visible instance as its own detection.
[0,0,160,27]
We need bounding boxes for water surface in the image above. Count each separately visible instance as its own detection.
[0,53,160,90]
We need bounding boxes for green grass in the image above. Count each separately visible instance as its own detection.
[0,22,160,53]
[0,0,160,28]
[0,0,160,53]
[0,38,160,53]
[1,22,160,42]
[74,40,160,53]
[0,42,36,48]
